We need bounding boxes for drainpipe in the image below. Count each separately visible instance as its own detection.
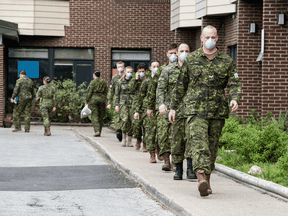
[256,29,264,62]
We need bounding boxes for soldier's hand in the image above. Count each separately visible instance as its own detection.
[107,104,111,109]
[147,109,153,117]
[230,100,238,112]
[52,107,56,112]
[169,109,176,124]
[134,112,139,120]
[159,104,167,115]
[85,103,88,107]
[136,72,140,80]
[10,98,14,103]
[115,106,120,112]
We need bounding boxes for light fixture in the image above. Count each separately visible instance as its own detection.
[249,23,256,33]
[277,13,285,25]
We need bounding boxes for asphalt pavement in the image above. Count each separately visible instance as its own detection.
[75,126,288,216]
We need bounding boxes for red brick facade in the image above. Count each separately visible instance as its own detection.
[0,45,4,126]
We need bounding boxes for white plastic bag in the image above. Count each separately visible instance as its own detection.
[81,105,92,119]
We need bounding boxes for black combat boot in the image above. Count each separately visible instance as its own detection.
[187,158,197,179]
[173,162,183,180]
[116,130,122,142]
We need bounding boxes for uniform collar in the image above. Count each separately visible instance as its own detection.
[197,47,222,59]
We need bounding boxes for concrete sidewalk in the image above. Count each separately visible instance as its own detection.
[74,127,288,216]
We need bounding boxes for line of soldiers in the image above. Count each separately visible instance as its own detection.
[107,25,242,197]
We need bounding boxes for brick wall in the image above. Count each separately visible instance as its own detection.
[262,0,288,118]
[0,45,4,126]
[19,0,194,84]
[237,0,263,117]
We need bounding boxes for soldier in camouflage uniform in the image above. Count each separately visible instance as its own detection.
[36,76,56,136]
[147,43,177,171]
[169,26,242,196]
[114,67,134,147]
[157,43,197,180]
[85,70,108,137]
[134,60,164,162]
[107,61,125,141]
[130,63,149,152]
[11,70,35,133]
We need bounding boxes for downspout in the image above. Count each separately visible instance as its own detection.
[256,29,264,62]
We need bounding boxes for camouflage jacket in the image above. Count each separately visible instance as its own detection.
[85,78,108,104]
[114,77,133,107]
[12,76,35,101]
[171,48,242,119]
[36,84,56,107]
[107,74,120,105]
[146,63,168,110]
[156,62,185,119]
[133,76,152,113]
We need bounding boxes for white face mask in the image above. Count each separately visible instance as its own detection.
[179,52,188,62]
[139,72,145,78]
[169,54,177,63]
[126,72,132,78]
[152,67,158,74]
[118,67,124,73]
[204,38,216,50]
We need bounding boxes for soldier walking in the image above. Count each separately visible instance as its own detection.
[36,76,56,136]
[85,70,108,137]
[10,70,35,133]
[169,25,242,196]
[107,61,125,141]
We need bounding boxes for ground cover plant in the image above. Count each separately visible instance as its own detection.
[217,110,288,187]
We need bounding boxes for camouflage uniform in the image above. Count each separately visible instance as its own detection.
[107,74,122,131]
[133,76,154,150]
[171,48,242,175]
[157,62,186,163]
[129,77,143,139]
[114,77,133,136]
[86,78,108,133]
[11,76,35,130]
[36,84,56,128]
[145,64,168,153]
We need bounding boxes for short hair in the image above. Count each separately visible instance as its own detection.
[43,76,51,83]
[19,70,26,75]
[94,70,100,77]
[168,43,178,52]
[178,43,191,52]
[116,61,125,67]
[150,60,160,66]
[137,63,147,70]
[126,66,133,71]
[202,25,217,35]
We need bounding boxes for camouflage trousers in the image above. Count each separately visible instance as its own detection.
[40,105,53,128]
[13,99,33,130]
[89,101,106,133]
[157,113,171,156]
[114,109,123,131]
[143,110,158,152]
[170,118,187,163]
[119,105,133,136]
[185,115,225,175]
[132,112,142,139]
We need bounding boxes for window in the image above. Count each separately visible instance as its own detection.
[9,48,48,59]
[229,45,237,62]
[54,60,74,81]
[54,48,94,60]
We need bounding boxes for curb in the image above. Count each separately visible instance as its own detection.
[18,122,111,127]
[215,163,288,201]
[72,128,194,216]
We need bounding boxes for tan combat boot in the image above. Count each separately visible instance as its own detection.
[12,128,21,132]
[156,147,163,161]
[142,143,148,152]
[127,136,133,147]
[121,134,127,147]
[149,151,156,163]
[135,138,142,150]
[207,174,212,194]
[25,129,29,133]
[46,127,51,136]
[197,170,209,197]
[44,127,48,136]
[94,131,101,137]
[162,153,171,171]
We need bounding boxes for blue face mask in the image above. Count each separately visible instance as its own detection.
[126,72,132,78]
[169,54,177,63]
[205,38,216,50]
[152,67,158,74]
[118,67,124,73]
[179,52,188,62]
[139,72,145,78]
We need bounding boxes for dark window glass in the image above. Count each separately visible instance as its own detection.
[53,60,74,81]
[229,45,237,63]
